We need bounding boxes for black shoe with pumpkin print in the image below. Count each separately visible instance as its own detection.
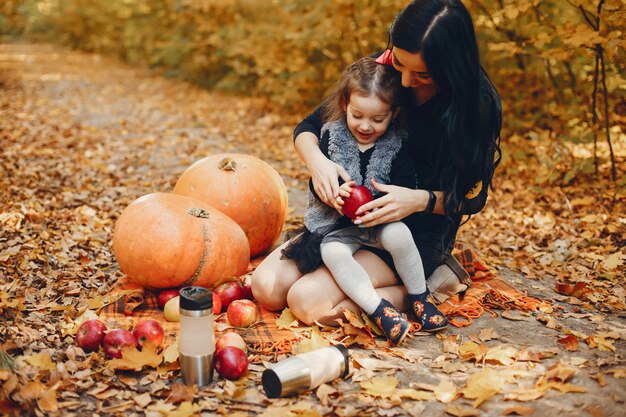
[408,290,448,332]
[368,298,410,346]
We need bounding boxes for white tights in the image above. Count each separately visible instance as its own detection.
[320,221,426,315]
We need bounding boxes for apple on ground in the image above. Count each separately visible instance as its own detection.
[214,346,248,380]
[213,281,244,311]
[216,332,247,354]
[226,299,258,328]
[76,319,107,353]
[133,319,164,349]
[342,185,374,220]
[103,329,136,358]
[163,296,180,322]
[212,292,222,315]
[157,289,180,309]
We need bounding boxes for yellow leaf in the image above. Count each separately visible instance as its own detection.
[434,379,458,403]
[148,400,200,417]
[459,341,487,362]
[37,381,61,413]
[109,343,163,371]
[586,336,616,352]
[444,404,481,416]
[163,341,179,363]
[361,376,398,397]
[602,252,623,270]
[484,345,518,366]
[502,405,535,416]
[25,353,56,371]
[18,381,46,401]
[461,368,506,408]
[295,328,330,354]
[275,308,299,330]
[396,388,433,401]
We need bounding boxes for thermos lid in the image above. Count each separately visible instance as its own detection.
[179,286,213,312]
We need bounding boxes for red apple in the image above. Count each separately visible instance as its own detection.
[212,292,222,315]
[133,319,164,349]
[103,329,136,358]
[241,276,254,301]
[213,281,244,311]
[158,289,180,309]
[216,332,248,354]
[342,185,374,220]
[75,319,107,353]
[226,299,258,328]
[214,346,248,380]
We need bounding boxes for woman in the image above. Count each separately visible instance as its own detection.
[252,0,502,326]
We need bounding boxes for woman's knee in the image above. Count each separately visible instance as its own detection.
[286,269,342,325]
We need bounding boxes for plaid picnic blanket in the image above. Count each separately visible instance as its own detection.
[99,243,546,350]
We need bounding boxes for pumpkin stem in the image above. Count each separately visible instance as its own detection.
[219,157,237,171]
[187,208,210,218]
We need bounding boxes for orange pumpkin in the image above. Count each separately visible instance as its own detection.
[112,193,250,290]
[173,153,288,257]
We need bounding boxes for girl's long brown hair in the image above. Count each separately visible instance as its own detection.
[323,57,403,123]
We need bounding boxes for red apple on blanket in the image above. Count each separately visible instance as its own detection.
[241,276,254,301]
[227,299,258,328]
[76,319,107,353]
[103,329,136,358]
[214,346,249,380]
[157,289,180,309]
[342,185,374,220]
[212,292,222,315]
[216,332,248,354]
[213,281,244,311]
[133,319,164,349]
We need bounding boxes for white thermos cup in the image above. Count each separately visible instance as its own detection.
[262,345,350,398]
[179,286,214,387]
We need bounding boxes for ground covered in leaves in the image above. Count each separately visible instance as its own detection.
[0,43,625,417]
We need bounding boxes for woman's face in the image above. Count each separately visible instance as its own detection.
[391,47,436,89]
[344,93,395,147]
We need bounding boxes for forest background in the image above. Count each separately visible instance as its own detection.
[1,0,624,187]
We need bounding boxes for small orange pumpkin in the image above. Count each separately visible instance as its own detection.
[112,193,250,289]
[173,153,288,257]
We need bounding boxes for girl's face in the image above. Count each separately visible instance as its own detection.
[344,93,396,147]
[391,47,436,88]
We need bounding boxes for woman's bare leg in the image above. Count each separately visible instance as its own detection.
[251,240,303,311]
[287,250,406,325]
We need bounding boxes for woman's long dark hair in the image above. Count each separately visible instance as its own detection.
[391,0,502,225]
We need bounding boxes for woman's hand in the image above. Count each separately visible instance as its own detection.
[309,154,351,206]
[333,181,356,214]
[353,179,421,227]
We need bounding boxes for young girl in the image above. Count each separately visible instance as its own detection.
[281,57,447,346]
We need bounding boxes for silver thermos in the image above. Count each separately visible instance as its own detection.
[262,345,350,398]
[179,286,214,387]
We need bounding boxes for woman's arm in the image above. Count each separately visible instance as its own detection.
[294,105,351,204]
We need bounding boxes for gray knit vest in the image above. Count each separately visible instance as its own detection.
[304,119,406,234]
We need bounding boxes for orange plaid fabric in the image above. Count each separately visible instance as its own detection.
[99,243,546,348]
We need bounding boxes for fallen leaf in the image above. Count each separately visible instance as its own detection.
[479,327,499,342]
[601,252,623,270]
[163,341,179,363]
[461,368,508,407]
[294,327,330,354]
[555,282,589,298]
[24,353,56,371]
[108,343,163,371]
[545,362,576,382]
[502,405,534,415]
[459,341,487,362]
[37,381,61,413]
[166,384,196,404]
[434,379,458,403]
[484,345,518,366]
[275,308,299,330]
[134,392,152,408]
[444,404,481,416]
[557,335,579,351]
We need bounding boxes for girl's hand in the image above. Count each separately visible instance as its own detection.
[333,181,356,214]
[353,179,420,227]
[309,155,351,206]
